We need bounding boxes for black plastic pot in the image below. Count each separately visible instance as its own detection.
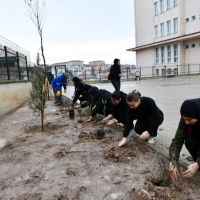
[96,129,105,140]
[69,109,75,119]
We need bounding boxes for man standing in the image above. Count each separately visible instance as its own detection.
[52,73,69,105]
[108,58,121,91]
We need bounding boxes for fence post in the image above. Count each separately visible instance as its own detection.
[176,64,178,76]
[55,66,57,77]
[16,52,21,80]
[198,64,200,73]
[25,56,29,80]
[139,66,142,79]
[126,67,129,80]
[84,70,87,82]
[4,46,10,80]
[188,64,190,75]
[152,66,154,77]
[99,69,101,82]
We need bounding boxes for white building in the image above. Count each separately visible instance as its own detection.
[128,0,200,77]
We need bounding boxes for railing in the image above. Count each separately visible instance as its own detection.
[54,64,200,82]
[0,44,32,81]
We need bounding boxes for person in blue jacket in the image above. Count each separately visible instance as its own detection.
[52,73,69,105]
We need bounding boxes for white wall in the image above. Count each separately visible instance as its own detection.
[0,81,31,118]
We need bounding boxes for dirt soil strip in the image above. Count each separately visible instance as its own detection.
[0,101,200,200]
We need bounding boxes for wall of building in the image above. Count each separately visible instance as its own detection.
[0,81,31,118]
[184,0,200,35]
[134,0,154,46]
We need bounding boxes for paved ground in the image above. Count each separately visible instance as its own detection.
[67,75,200,152]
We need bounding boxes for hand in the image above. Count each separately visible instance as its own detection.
[106,120,115,126]
[182,162,199,178]
[118,137,127,147]
[86,116,93,123]
[139,131,150,140]
[56,91,61,97]
[64,89,67,94]
[169,162,180,182]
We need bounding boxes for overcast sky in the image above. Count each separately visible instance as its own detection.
[0,0,135,64]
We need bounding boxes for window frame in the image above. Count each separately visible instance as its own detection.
[173,44,178,63]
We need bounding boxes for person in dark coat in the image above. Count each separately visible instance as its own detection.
[102,91,129,127]
[71,77,92,107]
[118,90,164,147]
[169,99,200,181]
[86,86,112,122]
[52,73,69,105]
[108,58,121,91]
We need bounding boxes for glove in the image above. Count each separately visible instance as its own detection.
[64,89,67,94]
[56,91,61,97]
[118,137,127,147]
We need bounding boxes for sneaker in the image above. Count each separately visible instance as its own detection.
[148,137,156,144]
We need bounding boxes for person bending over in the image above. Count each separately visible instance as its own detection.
[52,73,69,105]
[86,87,112,122]
[169,99,200,181]
[118,90,164,147]
[102,91,129,127]
[71,77,92,107]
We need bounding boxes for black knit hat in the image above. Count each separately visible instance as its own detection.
[180,100,199,119]
[72,77,81,83]
[88,86,99,96]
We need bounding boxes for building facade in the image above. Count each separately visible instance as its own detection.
[128,0,200,77]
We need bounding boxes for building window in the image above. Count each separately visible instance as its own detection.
[161,46,165,63]
[156,48,159,64]
[185,17,190,23]
[173,0,178,7]
[160,23,165,37]
[167,0,171,10]
[191,15,196,21]
[160,0,164,13]
[185,45,189,49]
[155,25,159,38]
[173,17,178,33]
[167,45,171,63]
[154,1,159,15]
[167,20,171,35]
[173,44,178,63]
[191,43,196,48]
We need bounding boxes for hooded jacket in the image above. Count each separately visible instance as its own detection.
[72,81,91,104]
[111,92,129,124]
[91,89,112,117]
[169,98,200,167]
[52,74,67,91]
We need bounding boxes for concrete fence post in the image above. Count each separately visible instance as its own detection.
[25,56,29,80]
[16,52,21,80]
[4,46,10,80]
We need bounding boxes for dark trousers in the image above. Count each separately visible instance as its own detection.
[135,118,163,137]
[111,79,120,91]
[185,137,200,161]
[53,88,62,105]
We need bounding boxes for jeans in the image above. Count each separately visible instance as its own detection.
[53,88,62,105]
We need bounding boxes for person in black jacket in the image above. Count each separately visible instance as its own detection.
[71,77,91,107]
[102,91,129,127]
[108,58,121,91]
[86,86,113,122]
[169,99,200,181]
[118,90,164,147]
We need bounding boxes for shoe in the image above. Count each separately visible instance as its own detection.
[148,137,156,144]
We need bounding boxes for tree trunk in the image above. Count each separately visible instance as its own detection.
[41,111,44,132]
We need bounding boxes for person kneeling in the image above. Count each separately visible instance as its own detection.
[102,91,128,127]
[118,90,164,147]
[169,99,200,181]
